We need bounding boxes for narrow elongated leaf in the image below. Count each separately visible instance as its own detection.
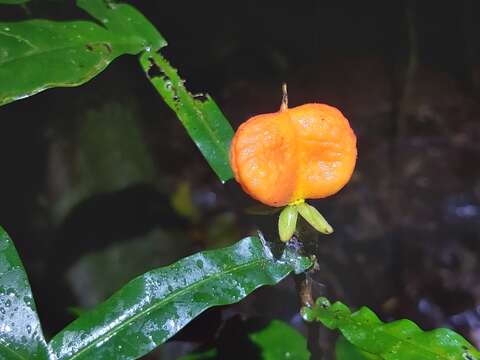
[302,297,480,360]
[49,236,312,360]
[140,51,234,183]
[0,0,166,106]
[0,227,50,360]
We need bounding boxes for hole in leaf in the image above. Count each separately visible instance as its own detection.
[146,58,163,79]
[84,42,112,54]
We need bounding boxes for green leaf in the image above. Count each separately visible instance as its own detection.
[77,0,162,46]
[0,0,166,106]
[49,236,312,360]
[0,227,50,360]
[302,297,480,360]
[249,320,310,360]
[336,336,381,360]
[140,51,234,183]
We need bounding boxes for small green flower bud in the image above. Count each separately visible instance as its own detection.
[278,205,298,242]
[297,203,333,234]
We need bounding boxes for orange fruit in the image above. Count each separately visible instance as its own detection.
[230,91,357,207]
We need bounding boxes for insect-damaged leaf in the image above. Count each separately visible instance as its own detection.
[140,51,234,183]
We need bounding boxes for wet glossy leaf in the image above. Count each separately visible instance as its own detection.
[302,297,480,360]
[0,0,166,106]
[336,336,381,360]
[0,227,50,360]
[140,51,234,183]
[249,320,310,360]
[49,236,313,359]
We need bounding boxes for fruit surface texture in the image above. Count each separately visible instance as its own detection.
[230,103,357,207]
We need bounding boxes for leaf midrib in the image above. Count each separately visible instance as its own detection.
[53,254,284,359]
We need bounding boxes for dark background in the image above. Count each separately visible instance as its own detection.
[1,0,480,358]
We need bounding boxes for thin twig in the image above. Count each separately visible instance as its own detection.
[295,272,323,359]
[280,83,289,111]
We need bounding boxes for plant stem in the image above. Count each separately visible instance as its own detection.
[280,83,288,111]
[295,272,323,359]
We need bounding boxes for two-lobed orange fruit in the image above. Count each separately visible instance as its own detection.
[230,103,357,207]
